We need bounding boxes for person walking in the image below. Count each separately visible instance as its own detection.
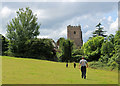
[66,62,68,68]
[79,57,88,79]
[74,62,76,68]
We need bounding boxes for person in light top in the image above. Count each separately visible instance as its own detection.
[79,57,88,79]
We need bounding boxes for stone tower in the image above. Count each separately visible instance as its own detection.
[67,25,83,48]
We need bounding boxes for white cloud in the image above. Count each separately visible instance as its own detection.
[83,25,89,28]
[37,35,49,38]
[108,16,112,22]
[108,18,118,34]
[0,25,2,33]
[60,28,67,36]
[0,25,6,36]
[0,7,13,18]
[119,9,120,28]
[83,30,93,39]
[0,2,118,43]
[34,9,48,19]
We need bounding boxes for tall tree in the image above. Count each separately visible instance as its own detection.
[62,39,74,62]
[107,30,120,69]
[6,7,40,57]
[114,31,120,64]
[93,23,107,37]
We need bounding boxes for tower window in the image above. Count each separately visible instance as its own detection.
[74,31,76,34]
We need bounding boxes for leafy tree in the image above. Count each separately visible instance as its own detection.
[106,34,114,44]
[93,23,107,37]
[107,31,120,69]
[6,7,40,57]
[101,41,114,57]
[0,34,8,55]
[114,31,120,65]
[72,48,84,56]
[114,30,120,45]
[62,39,74,62]
[56,37,65,61]
[100,41,114,63]
[26,38,56,61]
[57,37,65,51]
[72,48,84,62]
[83,36,104,61]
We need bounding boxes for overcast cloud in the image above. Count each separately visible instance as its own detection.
[0,2,118,42]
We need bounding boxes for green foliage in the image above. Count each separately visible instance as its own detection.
[72,48,84,56]
[0,34,9,55]
[26,38,56,61]
[72,55,82,62]
[72,48,84,62]
[61,39,74,62]
[113,31,120,68]
[110,61,118,68]
[56,37,66,61]
[89,61,117,71]
[106,31,120,69]
[100,41,114,63]
[57,38,80,62]
[93,23,107,37]
[83,36,104,61]
[57,37,65,51]
[114,30,120,45]
[89,61,106,69]
[6,7,40,57]
[107,54,117,65]
[101,41,114,57]
[100,54,109,63]
[106,34,114,44]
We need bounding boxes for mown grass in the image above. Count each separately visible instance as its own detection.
[2,56,118,84]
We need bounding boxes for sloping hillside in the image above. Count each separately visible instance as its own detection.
[2,56,118,84]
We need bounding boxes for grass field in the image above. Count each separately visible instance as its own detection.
[2,56,118,84]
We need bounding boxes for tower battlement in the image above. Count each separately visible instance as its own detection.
[67,25,83,48]
[67,25,81,28]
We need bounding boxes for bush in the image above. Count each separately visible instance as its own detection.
[72,55,82,62]
[100,54,109,63]
[27,38,57,61]
[89,61,107,69]
[4,50,14,57]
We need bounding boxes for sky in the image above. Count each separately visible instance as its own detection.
[0,1,119,43]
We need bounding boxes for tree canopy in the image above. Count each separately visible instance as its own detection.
[62,39,74,62]
[83,36,104,61]
[6,7,40,57]
[93,23,107,37]
[0,34,8,55]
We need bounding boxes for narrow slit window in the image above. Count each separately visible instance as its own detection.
[74,31,76,34]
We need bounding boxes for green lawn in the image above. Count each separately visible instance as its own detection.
[2,56,118,84]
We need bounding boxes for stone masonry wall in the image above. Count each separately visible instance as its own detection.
[67,25,83,48]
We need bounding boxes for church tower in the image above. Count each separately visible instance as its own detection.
[67,25,83,48]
